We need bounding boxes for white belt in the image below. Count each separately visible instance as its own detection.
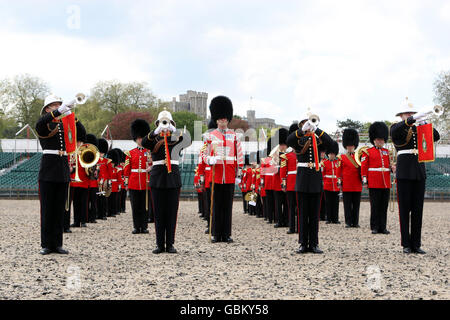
[111,179,118,182]
[153,160,179,166]
[324,175,337,179]
[397,149,419,156]
[265,173,275,176]
[131,169,146,173]
[298,162,315,169]
[368,168,390,172]
[43,150,67,156]
[215,156,236,161]
[205,167,211,171]
[288,171,297,175]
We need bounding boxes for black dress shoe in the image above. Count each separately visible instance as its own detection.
[211,237,219,243]
[64,229,72,233]
[54,247,69,254]
[274,224,282,228]
[326,221,332,224]
[296,245,308,254]
[141,229,149,234]
[70,223,80,228]
[287,230,295,234]
[333,221,341,224]
[380,229,390,234]
[224,237,233,243]
[39,248,52,255]
[310,246,323,254]
[403,247,412,254]
[89,220,97,224]
[81,223,87,228]
[413,247,426,254]
[371,230,378,234]
[345,224,352,228]
[132,229,140,234]
[353,225,360,228]
[101,217,107,220]
[152,247,164,254]
[166,246,177,254]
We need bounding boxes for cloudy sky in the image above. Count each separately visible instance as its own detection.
[1,0,449,132]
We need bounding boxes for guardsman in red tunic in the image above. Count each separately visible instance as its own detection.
[261,138,277,224]
[361,122,392,235]
[251,152,264,218]
[194,166,204,216]
[106,149,120,218]
[124,119,151,234]
[338,129,362,228]
[96,138,111,220]
[280,123,299,234]
[200,96,244,243]
[240,156,250,214]
[84,134,100,224]
[258,152,267,220]
[114,151,124,216]
[322,140,340,224]
[119,150,127,214]
[271,128,289,228]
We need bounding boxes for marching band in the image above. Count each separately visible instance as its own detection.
[36,94,441,256]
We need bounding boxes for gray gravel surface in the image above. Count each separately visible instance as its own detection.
[0,200,448,300]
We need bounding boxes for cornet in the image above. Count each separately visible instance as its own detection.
[308,113,320,126]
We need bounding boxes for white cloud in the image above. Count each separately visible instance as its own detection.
[0,30,155,102]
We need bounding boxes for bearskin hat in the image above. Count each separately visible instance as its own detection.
[98,138,109,154]
[327,140,339,155]
[369,122,389,145]
[318,142,327,154]
[289,122,299,134]
[76,123,86,143]
[85,134,98,147]
[209,96,233,123]
[275,128,289,146]
[342,128,359,149]
[244,154,250,166]
[131,119,150,141]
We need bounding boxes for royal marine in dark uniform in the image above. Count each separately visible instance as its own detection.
[390,99,440,254]
[35,94,84,255]
[287,116,333,254]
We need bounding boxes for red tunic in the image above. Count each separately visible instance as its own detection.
[322,159,340,192]
[123,147,150,191]
[337,153,362,192]
[279,151,297,192]
[69,156,89,189]
[361,147,391,189]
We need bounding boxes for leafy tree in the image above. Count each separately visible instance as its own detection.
[337,118,364,131]
[75,100,114,137]
[109,111,155,140]
[0,74,49,127]
[172,111,204,138]
[90,80,157,115]
[433,70,450,137]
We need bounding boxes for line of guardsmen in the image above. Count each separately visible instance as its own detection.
[194,99,439,255]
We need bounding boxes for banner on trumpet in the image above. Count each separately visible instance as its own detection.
[417,123,436,163]
[61,112,77,154]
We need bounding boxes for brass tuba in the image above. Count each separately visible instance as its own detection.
[78,143,100,169]
[354,145,370,166]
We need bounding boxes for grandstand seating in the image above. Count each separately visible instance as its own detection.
[0,151,449,198]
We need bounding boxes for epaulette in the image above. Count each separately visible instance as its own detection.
[124,150,131,157]
[107,159,112,164]
[280,154,288,160]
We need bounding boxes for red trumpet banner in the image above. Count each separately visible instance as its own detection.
[417,123,435,163]
[61,113,77,154]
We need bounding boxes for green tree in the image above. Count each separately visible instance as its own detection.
[90,80,157,115]
[0,74,49,127]
[337,118,364,131]
[433,70,450,137]
[75,100,114,136]
[172,111,204,138]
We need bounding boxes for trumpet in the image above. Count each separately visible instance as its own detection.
[423,105,444,117]
[308,113,320,126]
[71,143,100,182]
[69,93,88,106]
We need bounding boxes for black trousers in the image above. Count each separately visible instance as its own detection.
[286,191,298,233]
[212,184,234,238]
[265,190,275,223]
[297,192,321,247]
[369,188,390,232]
[324,191,340,223]
[107,192,118,217]
[274,191,288,226]
[343,192,361,226]
[121,189,127,213]
[39,181,68,249]
[397,179,426,249]
[203,188,211,226]
[88,187,98,222]
[242,192,248,213]
[64,187,74,230]
[197,191,203,214]
[148,189,155,222]
[152,188,180,248]
[256,194,263,217]
[262,196,268,220]
[129,189,149,231]
[97,194,107,219]
[319,192,327,221]
[73,187,88,226]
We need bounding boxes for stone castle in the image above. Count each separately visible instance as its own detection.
[171,90,208,119]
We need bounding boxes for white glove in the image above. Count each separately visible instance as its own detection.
[362,176,368,185]
[235,178,241,185]
[207,156,218,166]
[57,104,72,115]
[301,121,311,132]
[413,112,428,120]
[154,125,164,135]
[168,124,176,133]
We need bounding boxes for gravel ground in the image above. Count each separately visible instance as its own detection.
[0,199,448,300]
